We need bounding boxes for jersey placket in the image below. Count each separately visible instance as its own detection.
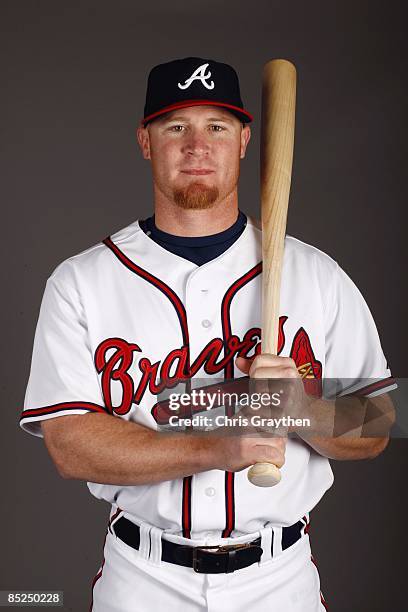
[184,265,226,540]
[183,259,263,540]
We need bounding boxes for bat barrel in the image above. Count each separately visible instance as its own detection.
[247,59,297,488]
[261,59,296,355]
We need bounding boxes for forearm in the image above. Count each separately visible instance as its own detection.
[294,392,394,460]
[42,413,217,485]
[303,430,389,460]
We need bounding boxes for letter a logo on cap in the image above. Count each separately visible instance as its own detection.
[178,63,215,90]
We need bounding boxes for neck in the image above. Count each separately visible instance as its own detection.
[153,188,239,237]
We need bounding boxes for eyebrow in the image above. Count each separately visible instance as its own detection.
[207,116,234,123]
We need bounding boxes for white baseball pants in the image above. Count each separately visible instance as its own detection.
[90,525,327,611]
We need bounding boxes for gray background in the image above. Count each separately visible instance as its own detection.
[2,0,407,610]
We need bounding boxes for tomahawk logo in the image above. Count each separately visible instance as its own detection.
[178,63,215,90]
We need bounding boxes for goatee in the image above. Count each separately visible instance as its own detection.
[173,182,219,210]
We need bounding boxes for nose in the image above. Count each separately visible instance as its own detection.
[182,129,210,157]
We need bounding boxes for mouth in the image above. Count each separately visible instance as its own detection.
[180,169,215,176]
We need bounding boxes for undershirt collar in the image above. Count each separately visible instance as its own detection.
[139,210,247,266]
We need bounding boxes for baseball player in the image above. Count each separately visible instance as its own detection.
[20,57,396,611]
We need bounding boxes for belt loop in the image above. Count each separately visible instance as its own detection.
[108,505,123,535]
[259,525,273,565]
[139,522,151,561]
[148,525,163,566]
[272,526,283,558]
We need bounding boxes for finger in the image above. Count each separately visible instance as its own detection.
[253,443,286,468]
[251,366,297,379]
[251,354,297,368]
[235,356,255,375]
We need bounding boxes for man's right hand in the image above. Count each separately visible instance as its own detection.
[41,412,287,485]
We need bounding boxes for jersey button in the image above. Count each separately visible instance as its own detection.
[201,319,212,328]
[205,487,216,497]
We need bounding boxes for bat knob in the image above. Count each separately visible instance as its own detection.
[247,462,281,487]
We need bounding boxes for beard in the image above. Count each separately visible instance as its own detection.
[172,182,220,210]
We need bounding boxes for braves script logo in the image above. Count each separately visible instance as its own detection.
[94,317,322,417]
[178,63,215,90]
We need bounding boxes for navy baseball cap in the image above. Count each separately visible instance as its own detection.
[141,57,253,126]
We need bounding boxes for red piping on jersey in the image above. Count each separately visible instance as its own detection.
[303,515,311,534]
[182,476,193,539]
[311,554,329,610]
[350,376,396,396]
[220,262,262,538]
[223,472,235,539]
[321,595,329,610]
[90,506,123,612]
[108,507,123,534]
[103,236,193,538]
[221,262,262,382]
[103,237,190,349]
[20,401,107,420]
[89,531,108,612]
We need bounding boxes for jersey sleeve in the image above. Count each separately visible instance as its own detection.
[323,262,396,398]
[20,263,107,438]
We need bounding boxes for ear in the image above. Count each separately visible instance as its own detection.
[136,125,151,160]
[240,125,251,159]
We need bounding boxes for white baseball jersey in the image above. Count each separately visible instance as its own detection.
[20,215,394,540]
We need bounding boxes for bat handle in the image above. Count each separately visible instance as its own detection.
[247,462,281,487]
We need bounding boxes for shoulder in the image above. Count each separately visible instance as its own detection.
[246,215,339,276]
[47,219,143,289]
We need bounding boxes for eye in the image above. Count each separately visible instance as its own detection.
[169,125,185,132]
[209,124,225,132]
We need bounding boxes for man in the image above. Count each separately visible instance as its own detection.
[20,57,395,611]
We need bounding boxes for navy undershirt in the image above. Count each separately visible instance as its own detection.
[139,211,247,266]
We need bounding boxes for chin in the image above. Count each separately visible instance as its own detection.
[172,182,220,210]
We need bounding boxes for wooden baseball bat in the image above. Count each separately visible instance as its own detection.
[247,59,297,487]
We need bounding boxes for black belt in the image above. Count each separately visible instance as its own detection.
[112,516,305,574]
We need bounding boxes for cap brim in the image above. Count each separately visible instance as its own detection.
[141,99,253,126]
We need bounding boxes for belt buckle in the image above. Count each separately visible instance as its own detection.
[217,542,252,552]
[192,542,254,574]
[192,545,219,573]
